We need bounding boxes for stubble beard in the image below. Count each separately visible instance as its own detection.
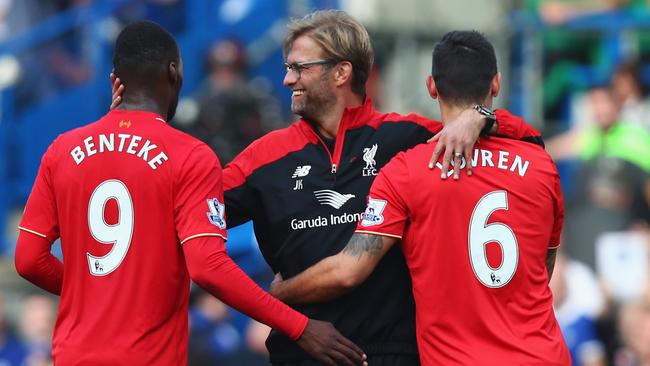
[292,73,337,123]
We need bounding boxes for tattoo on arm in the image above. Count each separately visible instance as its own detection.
[342,234,385,260]
[546,248,558,282]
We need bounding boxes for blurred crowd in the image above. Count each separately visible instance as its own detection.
[2,1,650,366]
[535,2,650,366]
[1,1,286,365]
[3,0,189,114]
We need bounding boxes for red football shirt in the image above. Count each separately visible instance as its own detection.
[19,110,229,365]
[356,137,570,365]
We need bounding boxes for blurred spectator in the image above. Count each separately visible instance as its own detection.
[523,0,625,122]
[177,38,285,164]
[616,287,650,366]
[188,290,243,366]
[115,0,185,35]
[550,251,606,366]
[548,86,650,170]
[187,288,270,366]
[548,86,650,267]
[18,295,55,366]
[0,292,27,366]
[245,320,270,360]
[610,61,650,131]
[10,0,93,113]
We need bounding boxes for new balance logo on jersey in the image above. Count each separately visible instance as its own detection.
[362,144,378,176]
[361,198,387,226]
[292,165,311,178]
[314,190,355,209]
[206,198,226,229]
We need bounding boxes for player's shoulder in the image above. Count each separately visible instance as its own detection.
[44,116,105,155]
[487,136,553,162]
[483,137,559,178]
[376,111,440,132]
[383,141,432,172]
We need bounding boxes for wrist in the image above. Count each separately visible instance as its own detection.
[474,105,496,135]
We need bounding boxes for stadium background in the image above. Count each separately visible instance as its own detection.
[0,0,649,365]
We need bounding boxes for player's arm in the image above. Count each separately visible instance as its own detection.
[428,107,543,180]
[270,233,398,304]
[15,142,63,295]
[15,230,63,295]
[183,236,366,366]
[176,144,365,366]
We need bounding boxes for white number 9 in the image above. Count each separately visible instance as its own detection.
[87,179,134,276]
[468,190,519,288]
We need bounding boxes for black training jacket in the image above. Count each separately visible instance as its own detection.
[222,98,541,363]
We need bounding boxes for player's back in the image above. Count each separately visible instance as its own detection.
[35,110,209,365]
[399,137,570,365]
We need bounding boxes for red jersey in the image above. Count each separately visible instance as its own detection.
[19,110,228,365]
[356,137,570,365]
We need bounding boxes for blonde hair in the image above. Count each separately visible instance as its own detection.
[284,10,374,97]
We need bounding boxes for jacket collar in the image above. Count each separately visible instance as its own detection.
[297,96,378,138]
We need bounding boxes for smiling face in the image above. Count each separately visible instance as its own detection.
[283,35,337,122]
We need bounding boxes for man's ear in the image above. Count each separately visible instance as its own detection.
[426,75,438,100]
[168,62,178,85]
[491,72,501,97]
[333,61,353,87]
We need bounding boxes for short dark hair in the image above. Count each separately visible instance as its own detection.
[431,31,496,106]
[113,20,179,84]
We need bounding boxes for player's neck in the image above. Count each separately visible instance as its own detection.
[116,91,169,119]
[439,98,493,125]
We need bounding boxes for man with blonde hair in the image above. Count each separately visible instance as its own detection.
[112,10,543,365]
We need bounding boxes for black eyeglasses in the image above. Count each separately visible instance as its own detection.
[284,59,333,78]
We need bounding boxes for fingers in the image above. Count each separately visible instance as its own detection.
[426,131,441,143]
[440,148,452,180]
[334,335,365,364]
[112,83,124,101]
[452,153,462,180]
[464,146,473,176]
[110,95,122,111]
[314,354,336,366]
[110,84,124,111]
[328,349,356,366]
[429,141,443,169]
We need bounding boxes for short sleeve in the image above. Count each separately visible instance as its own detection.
[19,144,59,242]
[175,144,228,244]
[355,152,410,239]
[549,172,564,249]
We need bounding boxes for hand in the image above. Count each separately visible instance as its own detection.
[269,272,283,295]
[296,319,367,366]
[110,72,125,110]
[427,107,483,180]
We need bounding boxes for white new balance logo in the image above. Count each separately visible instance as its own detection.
[292,165,311,178]
[314,190,355,209]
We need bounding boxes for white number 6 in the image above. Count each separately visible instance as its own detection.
[468,190,519,288]
[87,179,134,276]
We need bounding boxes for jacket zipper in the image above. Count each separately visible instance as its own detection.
[306,116,348,177]
[313,133,338,174]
